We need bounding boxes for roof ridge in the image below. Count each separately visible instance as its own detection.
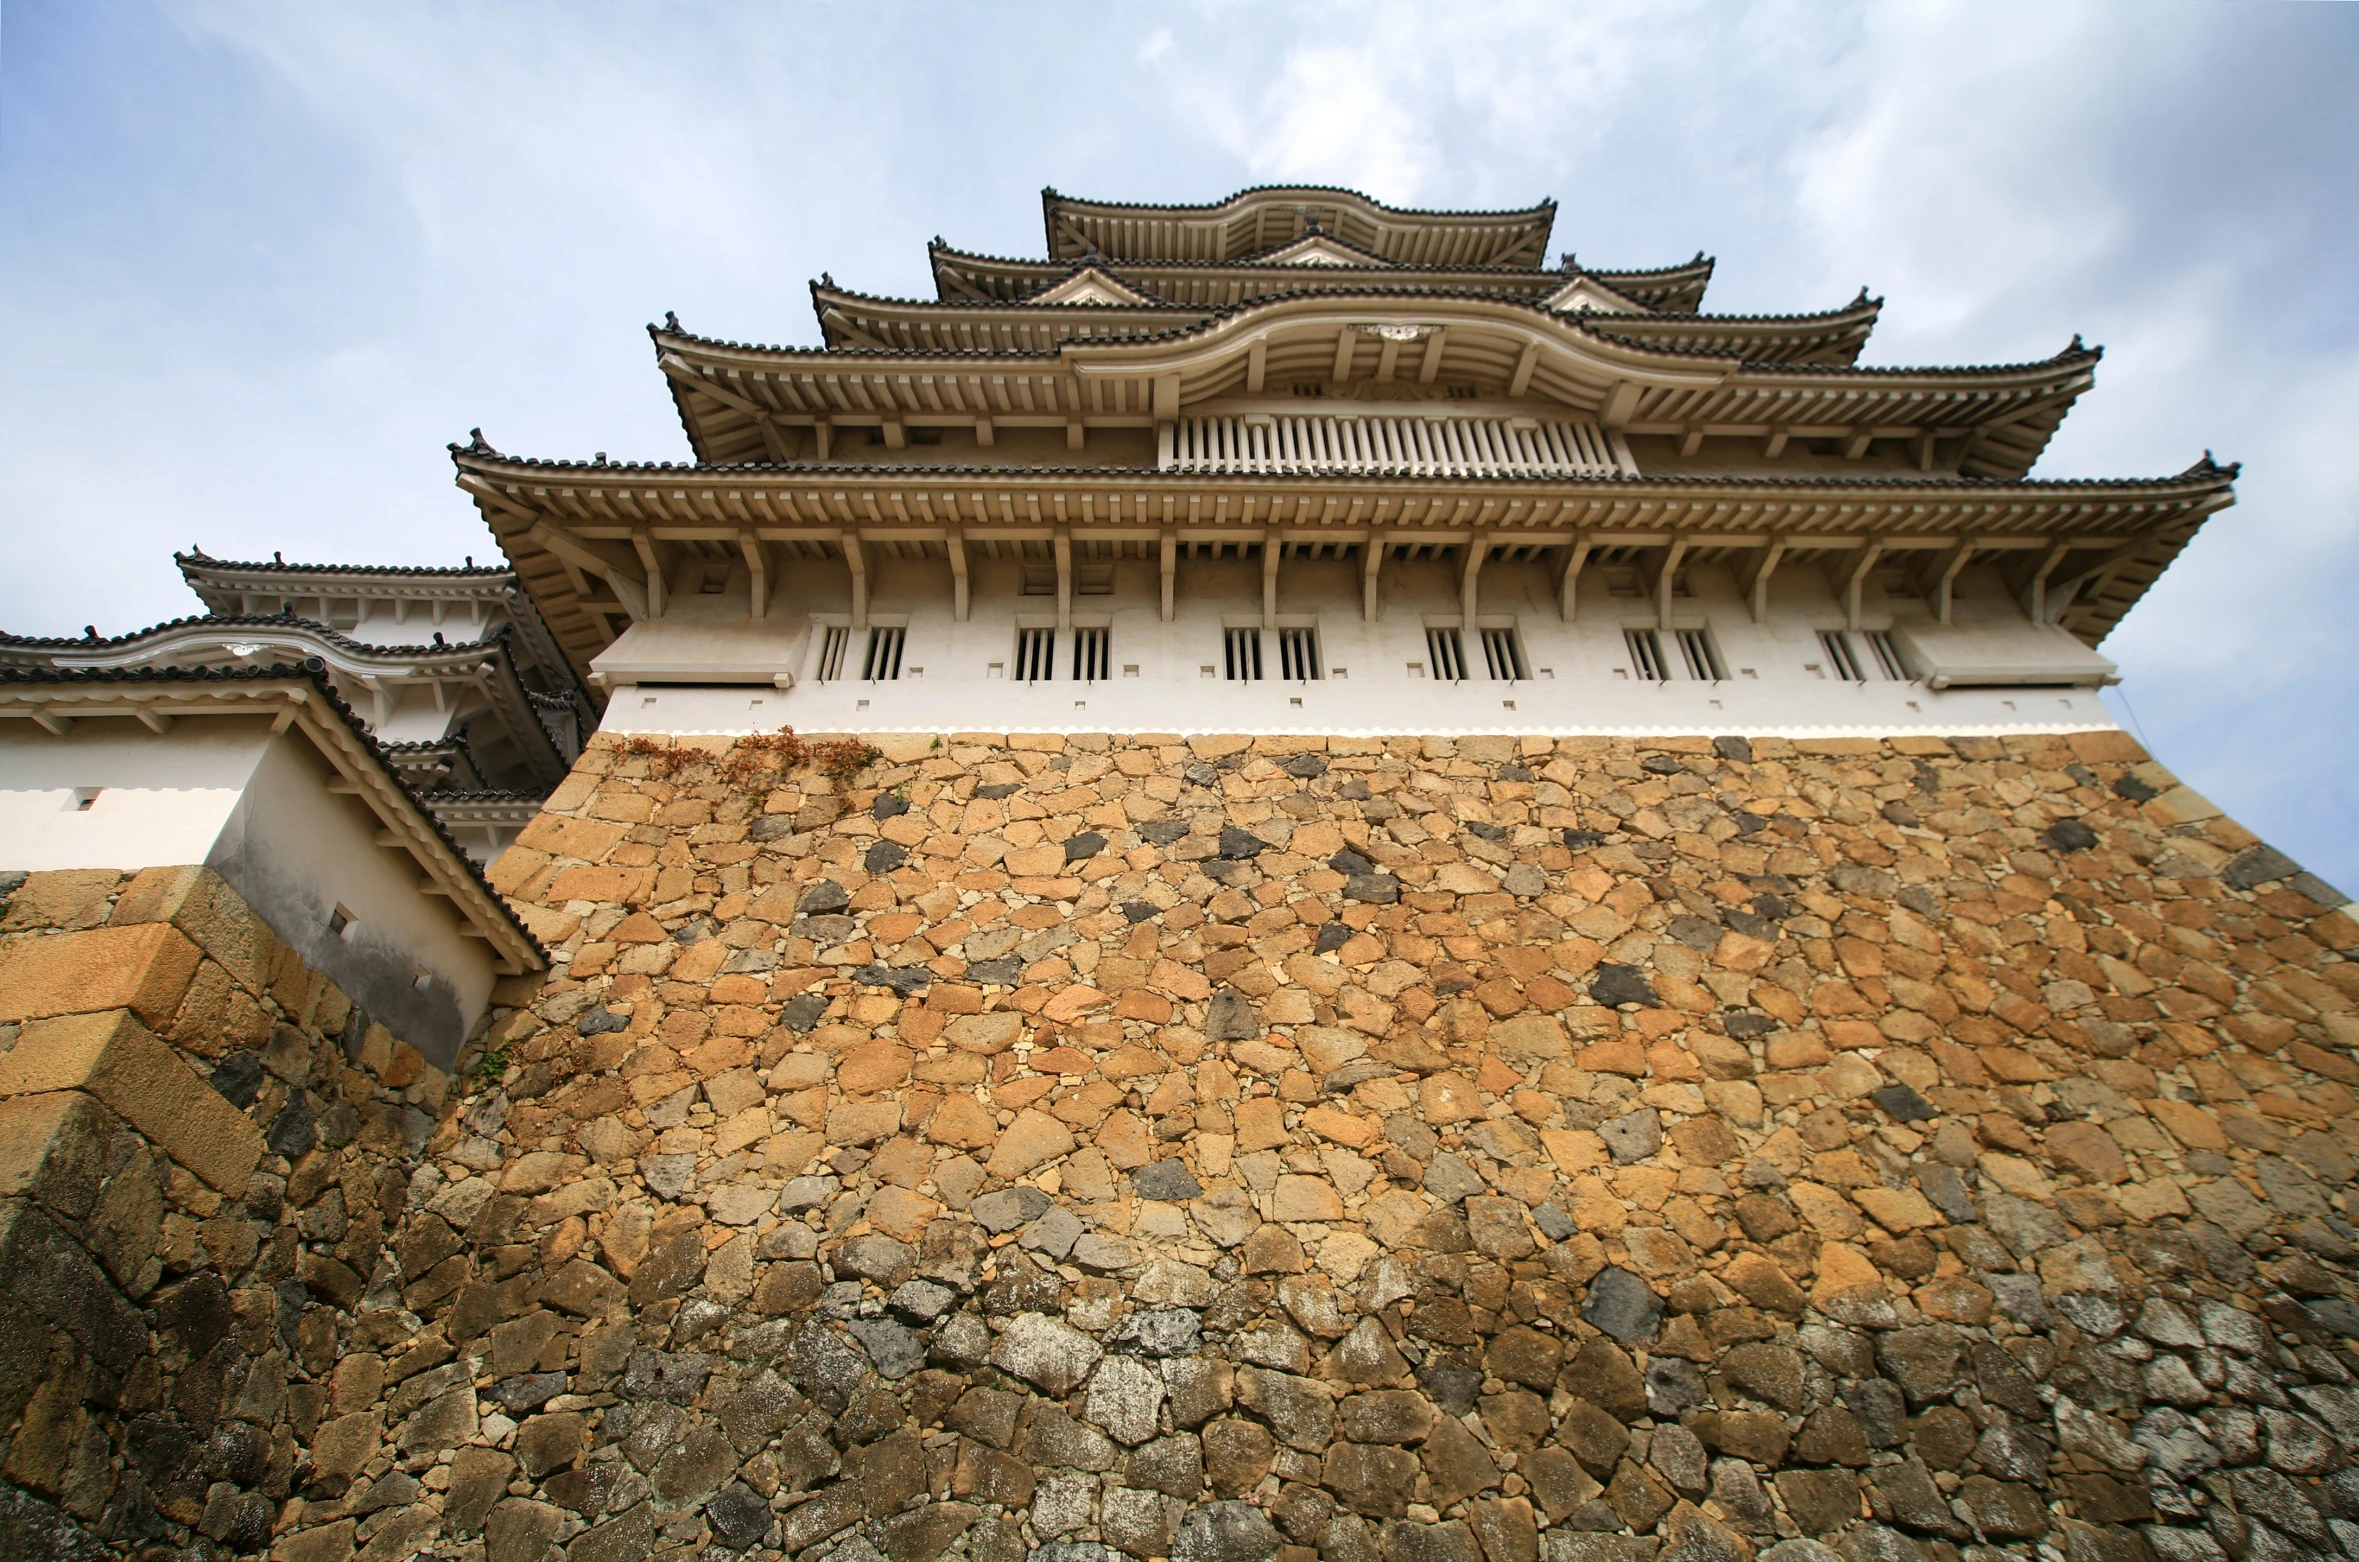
[1042,183,1556,222]
[177,550,511,580]
[929,239,1700,283]
[0,610,518,660]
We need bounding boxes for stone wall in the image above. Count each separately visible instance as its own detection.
[0,866,464,1559]
[33,727,2359,1562]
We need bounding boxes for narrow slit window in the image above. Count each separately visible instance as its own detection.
[1480,627,1528,682]
[1072,627,1109,682]
[1819,630,1866,682]
[1675,628,1726,682]
[1278,627,1322,682]
[861,627,905,681]
[1426,627,1468,682]
[1015,628,1056,683]
[328,904,355,938]
[1224,627,1263,682]
[816,625,851,682]
[1625,629,1670,682]
[1864,630,1909,681]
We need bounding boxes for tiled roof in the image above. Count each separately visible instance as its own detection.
[1040,183,1558,221]
[178,549,511,580]
[0,661,545,961]
[0,611,518,662]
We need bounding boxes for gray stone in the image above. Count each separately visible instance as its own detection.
[1915,1164,1976,1224]
[2056,1294,2125,1339]
[797,881,850,915]
[889,1279,956,1323]
[1502,864,1548,898]
[642,1153,697,1201]
[1134,1160,1203,1201]
[705,1482,772,1551]
[1021,1206,1087,1260]
[1345,874,1401,904]
[1110,1308,1205,1358]
[848,1318,925,1380]
[836,1235,916,1288]
[1173,1499,1282,1562]
[1982,1191,2071,1259]
[991,1313,1103,1396]
[1598,1109,1661,1163]
[779,992,829,1033]
[971,1186,1053,1232]
[1582,1268,1661,1344]
[2223,844,2302,890]
[1073,1234,1138,1273]
[777,1174,837,1213]
[1424,1153,1486,1205]
[1207,990,1261,1040]
[865,840,907,874]
[1084,1355,1169,1446]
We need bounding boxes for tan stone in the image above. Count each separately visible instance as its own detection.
[0,1010,261,1194]
[986,1109,1076,1179]
[0,922,203,1028]
[838,1042,915,1095]
[927,1095,999,1150]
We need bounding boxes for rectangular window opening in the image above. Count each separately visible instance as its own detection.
[1278,627,1322,682]
[1426,627,1468,682]
[1074,564,1115,597]
[1021,564,1057,596]
[1480,627,1528,682]
[1819,630,1867,682]
[1864,630,1909,681]
[64,788,100,812]
[1675,628,1726,682]
[328,904,355,938]
[1624,629,1670,682]
[1072,627,1110,682]
[816,624,851,682]
[1015,627,1056,684]
[861,626,905,682]
[1224,627,1263,682]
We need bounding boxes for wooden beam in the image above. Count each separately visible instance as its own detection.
[1054,525,1072,633]
[1460,533,1488,627]
[948,528,970,622]
[813,421,833,460]
[1680,425,1704,458]
[1066,420,1085,452]
[1763,425,1790,460]
[1841,540,1886,632]
[1160,527,1177,623]
[32,711,72,736]
[1246,339,1266,394]
[1263,529,1281,629]
[1508,341,1541,398]
[1843,431,1874,460]
[2013,541,2071,624]
[740,536,770,621]
[631,531,667,619]
[1918,542,1975,624]
[1741,537,1789,624]
[1601,380,1641,428]
[1331,329,1355,383]
[136,708,173,735]
[1652,537,1689,631]
[843,534,868,630]
[1558,535,1594,622]
[1417,329,1448,384]
[1362,529,1386,622]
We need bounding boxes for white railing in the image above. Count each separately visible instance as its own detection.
[1161,413,1626,477]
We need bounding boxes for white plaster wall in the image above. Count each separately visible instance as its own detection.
[208,732,497,1067]
[592,553,2124,740]
[0,719,271,871]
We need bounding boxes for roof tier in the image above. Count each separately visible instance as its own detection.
[1042,186,1558,268]
[931,244,1716,314]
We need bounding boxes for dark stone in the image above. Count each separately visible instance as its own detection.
[1842,1379,1910,1448]
[872,790,910,819]
[797,881,850,915]
[267,1093,318,1156]
[1065,831,1108,861]
[1284,754,1328,778]
[1134,1161,1203,1201]
[1640,754,1683,775]
[1417,1358,1485,1417]
[1562,829,1607,848]
[849,1318,926,1379]
[1316,922,1353,954]
[622,1350,714,1404]
[703,1483,770,1552]
[1123,901,1161,923]
[1562,1339,1648,1421]
[1346,874,1400,904]
[1172,1500,1281,1562]
[1713,736,1753,762]
[1557,1397,1632,1478]
[1207,990,1260,1040]
[2111,773,2159,802]
[1330,850,1376,876]
[1219,826,1268,860]
[1581,1269,1661,1344]
[1724,1011,1775,1038]
[965,957,1022,985]
[854,963,930,992]
[2228,1467,2327,1543]
[1605,1459,1677,1532]
[2042,819,2100,854]
[1590,964,1659,1008]
[1875,1327,1970,1406]
[1463,821,1508,841]
[1916,1165,1977,1224]
[2223,844,2302,890]
[975,782,1021,800]
[577,1005,631,1036]
[1326,1442,1420,1518]
[1869,1085,1936,1123]
[1597,1110,1661,1163]
[746,814,798,842]
[863,839,908,874]
[210,1051,265,1107]
[1722,1343,1809,1413]
[778,993,829,1033]
[1647,1357,1709,1418]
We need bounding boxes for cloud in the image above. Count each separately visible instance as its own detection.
[1138,27,1174,64]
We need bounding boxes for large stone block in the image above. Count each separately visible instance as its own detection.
[0,1009,263,1194]
[0,921,202,1028]
[108,865,277,996]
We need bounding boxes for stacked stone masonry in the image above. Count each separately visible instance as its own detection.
[0,864,458,1560]
[14,729,2359,1562]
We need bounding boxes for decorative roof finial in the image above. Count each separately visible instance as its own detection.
[467,428,498,455]
[433,632,446,646]
[663,311,681,332]
[83,625,97,641]
[273,550,283,564]
[465,555,474,567]
[2070,333,2085,353]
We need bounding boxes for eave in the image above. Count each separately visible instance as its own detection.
[451,444,2236,683]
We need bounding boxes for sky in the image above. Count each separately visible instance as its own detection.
[3,0,2357,888]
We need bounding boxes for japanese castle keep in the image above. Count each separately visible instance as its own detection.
[3,186,2358,1562]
